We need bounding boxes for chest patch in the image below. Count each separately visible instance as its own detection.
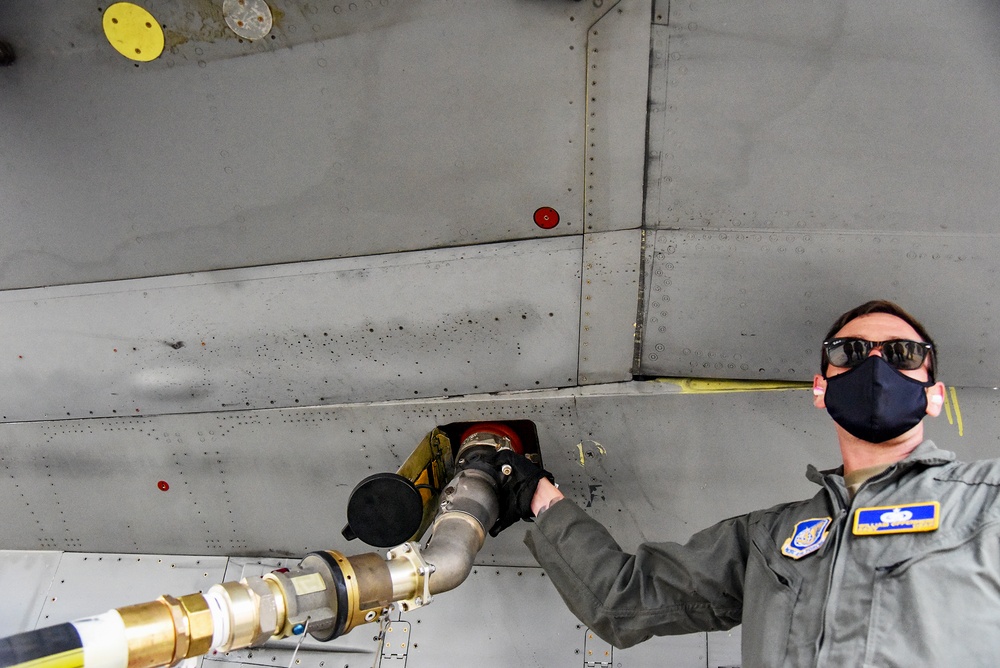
[781,517,831,559]
[853,501,940,536]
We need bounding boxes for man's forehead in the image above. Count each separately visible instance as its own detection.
[834,312,923,341]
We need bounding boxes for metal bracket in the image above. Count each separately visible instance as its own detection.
[377,620,411,666]
[583,628,614,667]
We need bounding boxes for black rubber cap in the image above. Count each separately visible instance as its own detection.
[342,472,424,548]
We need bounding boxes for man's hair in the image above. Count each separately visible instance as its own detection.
[821,300,937,380]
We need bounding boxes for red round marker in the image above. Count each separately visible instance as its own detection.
[157,480,170,492]
[533,207,560,229]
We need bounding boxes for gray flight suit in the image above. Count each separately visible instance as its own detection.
[525,441,1000,667]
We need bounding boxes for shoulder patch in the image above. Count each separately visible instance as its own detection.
[781,517,831,559]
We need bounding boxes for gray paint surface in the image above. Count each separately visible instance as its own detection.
[647,0,1000,235]
[638,229,1000,386]
[579,230,642,385]
[0,237,582,422]
[0,0,629,290]
[0,550,62,635]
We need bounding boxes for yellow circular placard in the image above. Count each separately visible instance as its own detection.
[102,3,164,62]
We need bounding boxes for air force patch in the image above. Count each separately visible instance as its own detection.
[781,517,831,559]
[853,501,940,536]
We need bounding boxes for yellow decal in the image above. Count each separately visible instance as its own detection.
[103,3,165,62]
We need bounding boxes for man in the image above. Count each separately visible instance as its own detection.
[491,300,1000,667]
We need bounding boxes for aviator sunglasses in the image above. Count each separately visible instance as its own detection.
[823,338,933,371]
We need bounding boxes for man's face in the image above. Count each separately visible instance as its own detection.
[814,312,945,419]
[825,312,931,383]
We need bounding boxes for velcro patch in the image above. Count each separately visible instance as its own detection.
[853,502,939,536]
[781,517,831,559]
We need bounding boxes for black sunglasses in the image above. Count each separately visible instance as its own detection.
[823,337,933,372]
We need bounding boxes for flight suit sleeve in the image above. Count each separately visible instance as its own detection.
[524,498,747,649]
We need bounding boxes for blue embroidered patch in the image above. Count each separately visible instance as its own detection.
[781,517,831,559]
[853,502,940,535]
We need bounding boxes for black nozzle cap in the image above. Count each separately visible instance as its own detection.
[343,472,424,548]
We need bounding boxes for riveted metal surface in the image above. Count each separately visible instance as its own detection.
[639,229,1000,386]
[402,566,708,666]
[645,0,1000,236]
[0,550,62,635]
[0,380,991,560]
[0,237,581,422]
[33,553,227,628]
[578,230,642,385]
[0,0,632,290]
[583,0,651,234]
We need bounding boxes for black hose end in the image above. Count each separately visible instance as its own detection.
[0,41,15,67]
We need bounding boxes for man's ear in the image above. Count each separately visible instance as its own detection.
[926,382,946,417]
[812,374,827,409]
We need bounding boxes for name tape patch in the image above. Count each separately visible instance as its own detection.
[853,501,940,536]
[781,517,831,559]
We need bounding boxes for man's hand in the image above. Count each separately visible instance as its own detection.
[489,450,555,536]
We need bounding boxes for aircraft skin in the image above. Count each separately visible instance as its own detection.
[1,1,999,665]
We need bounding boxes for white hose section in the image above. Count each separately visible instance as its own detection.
[204,587,232,651]
[71,611,128,668]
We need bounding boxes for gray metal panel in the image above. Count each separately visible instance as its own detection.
[34,552,228,626]
[584,0,651,234]
[0,391,582,558]
[0,0,635,289]
[399,566,709,667]
[0,550,62,635]
[578,230,642,385]
[638,229,1000,386]
[645,0,1000,235]
[0,237,581,422]
[0,377,987,559]
[708,628,742,668]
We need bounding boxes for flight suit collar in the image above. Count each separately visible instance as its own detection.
[805,439,956,486]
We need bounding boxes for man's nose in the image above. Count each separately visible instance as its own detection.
[868,345,883,358]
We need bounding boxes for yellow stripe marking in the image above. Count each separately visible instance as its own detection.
[655,378,811,394]
[943,386,955,426]
[950,386,964,436]
[10,648,84,668]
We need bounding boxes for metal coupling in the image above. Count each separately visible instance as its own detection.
[205,581,278,651]
[455,431,513,463]
[385,542,435,613]
[159,593,214,661]
[116,599,178,668]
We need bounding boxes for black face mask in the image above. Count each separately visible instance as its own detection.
[824,356,934,443]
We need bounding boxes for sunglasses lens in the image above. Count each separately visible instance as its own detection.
[882,340,926,371]
[827,339,871,368]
